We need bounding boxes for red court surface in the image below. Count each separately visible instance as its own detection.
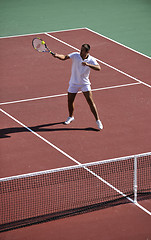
[0,28,151,239]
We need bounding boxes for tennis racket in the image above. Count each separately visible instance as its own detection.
[32,37,55,55]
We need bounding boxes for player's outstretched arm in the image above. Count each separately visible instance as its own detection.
[54,54,70,60]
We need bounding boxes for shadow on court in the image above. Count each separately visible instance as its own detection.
[0,122,99,138]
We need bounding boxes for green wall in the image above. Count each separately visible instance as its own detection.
[0,0,151,56]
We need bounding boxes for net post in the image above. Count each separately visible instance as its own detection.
[133,155,138,203]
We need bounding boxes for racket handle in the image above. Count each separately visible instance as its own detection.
[50,51,55,56]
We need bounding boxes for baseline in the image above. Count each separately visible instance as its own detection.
[0,27,150,60]
[0,27,85,39]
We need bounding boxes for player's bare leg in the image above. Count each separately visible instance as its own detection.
[83,91,103,129]
[64,92,77,124]
[68,92,77,117]
[83,91,99,120]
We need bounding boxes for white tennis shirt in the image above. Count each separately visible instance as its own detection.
[68,52,98,85]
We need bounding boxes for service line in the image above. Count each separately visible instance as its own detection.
[0,82,140,106]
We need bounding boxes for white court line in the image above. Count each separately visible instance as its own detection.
[92,82,141,92]
[0,27,150,60]
[0,27,85,39]
[1,29,150,215]
[0,93,67,106]
[0,108,80,166]
[0,107,150,216]
[86,27,151,60]
[0,82,140,106]
[45,32,151,89]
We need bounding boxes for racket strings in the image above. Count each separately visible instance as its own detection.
[33,39,46,52]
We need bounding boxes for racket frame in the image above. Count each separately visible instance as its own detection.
[32,37,55,55]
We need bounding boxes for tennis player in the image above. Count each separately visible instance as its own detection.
[54,44,103,130]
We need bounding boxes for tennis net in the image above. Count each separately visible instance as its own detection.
[0,152,151,231]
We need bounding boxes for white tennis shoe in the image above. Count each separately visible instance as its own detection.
[64,116,74,125]
[96,120,103,130]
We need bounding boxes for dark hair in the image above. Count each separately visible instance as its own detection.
[82,44,90,52]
